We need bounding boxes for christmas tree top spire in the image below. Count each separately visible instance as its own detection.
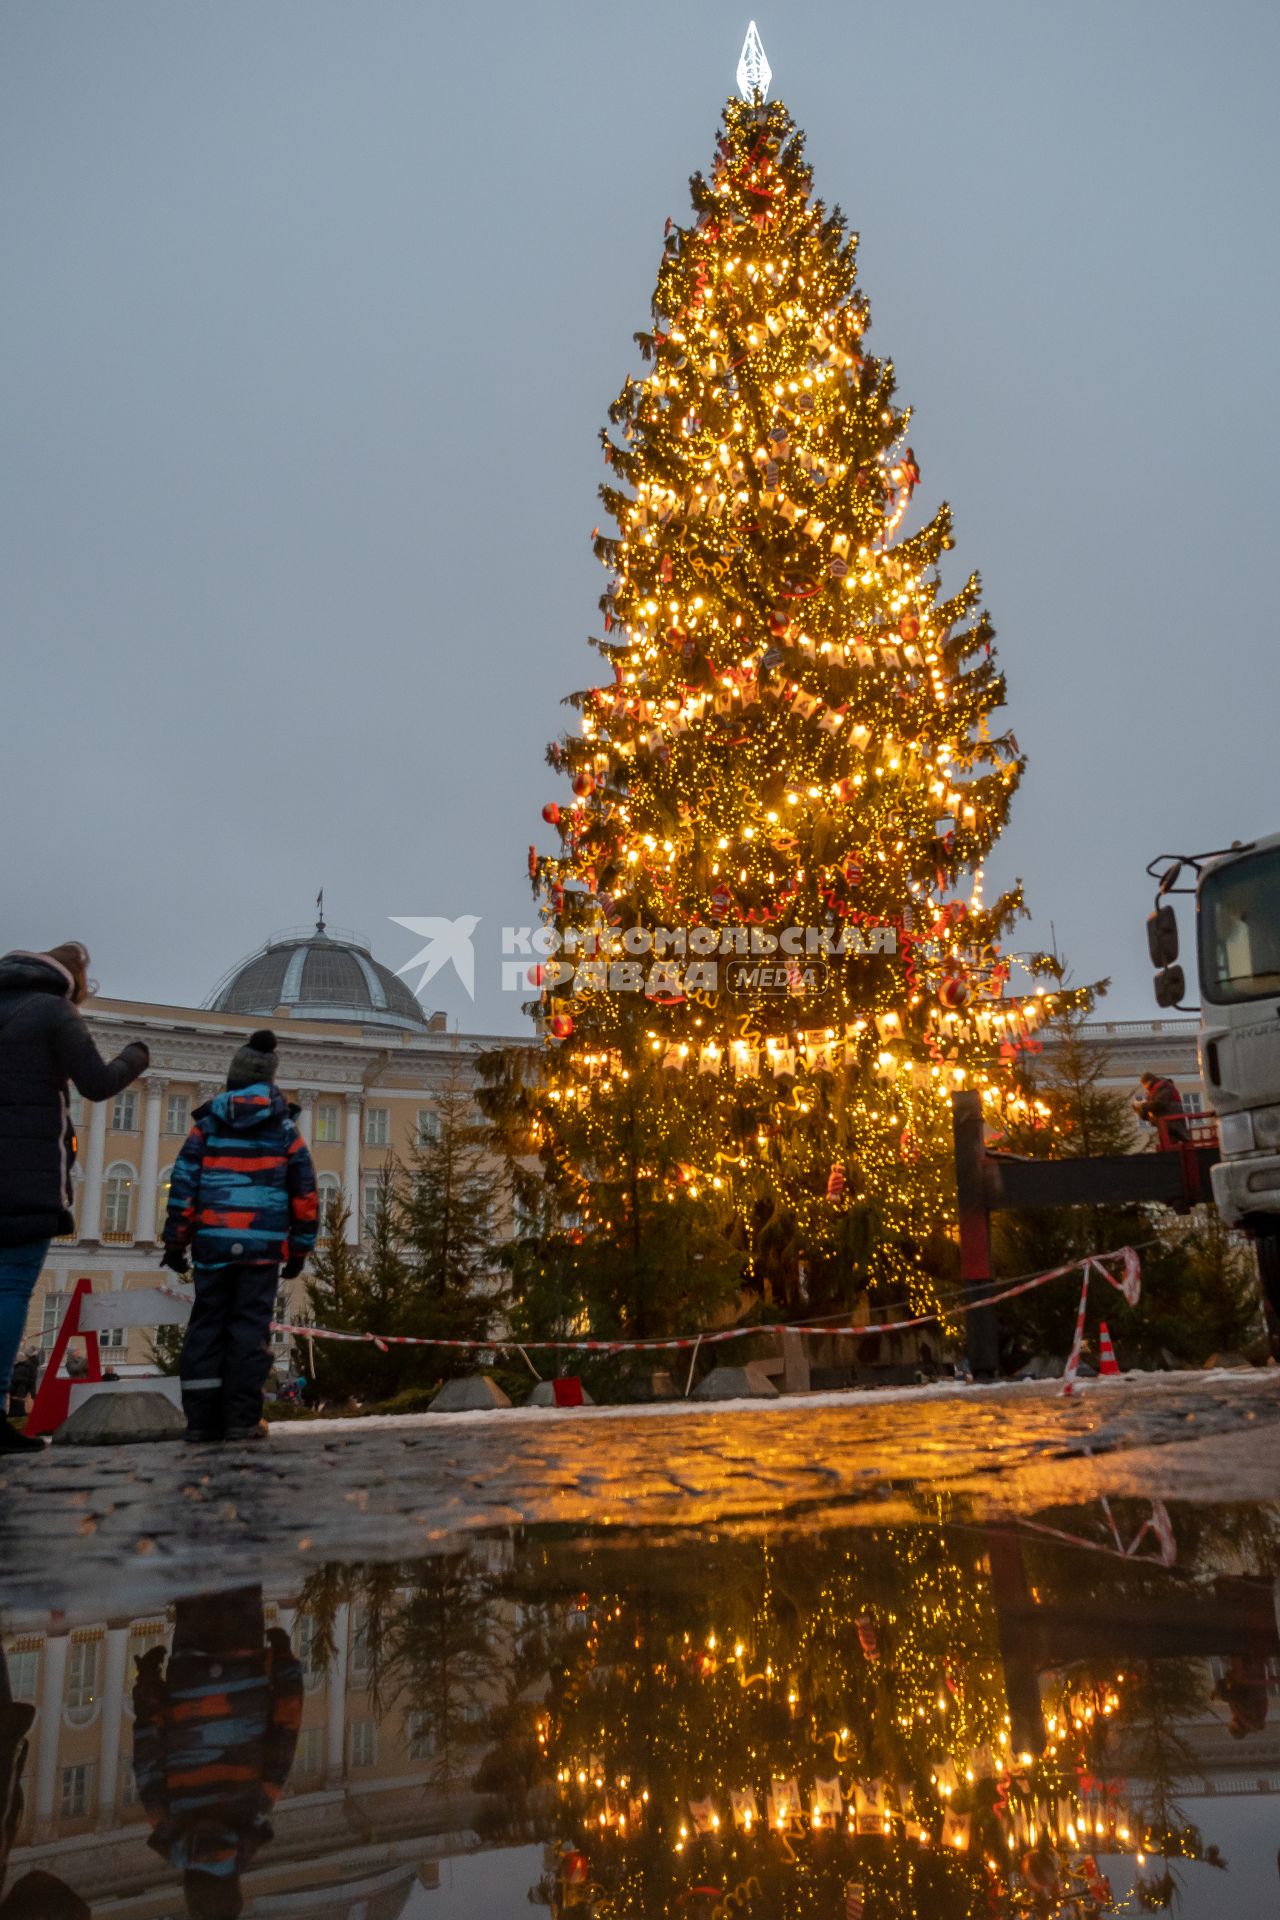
[736,21,772,102]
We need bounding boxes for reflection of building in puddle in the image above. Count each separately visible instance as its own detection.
[3,1514,1277,1916]
[0,1551,526,1913]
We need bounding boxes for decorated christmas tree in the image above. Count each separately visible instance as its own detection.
[510,31,1079,1333]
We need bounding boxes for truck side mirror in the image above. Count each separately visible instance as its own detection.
[1154,964,1185,1008]
[1147,903,1179,968]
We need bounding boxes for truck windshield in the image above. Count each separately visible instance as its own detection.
[1199,846,1280,1004]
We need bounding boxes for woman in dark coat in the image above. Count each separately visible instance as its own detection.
[0,943,148,1453]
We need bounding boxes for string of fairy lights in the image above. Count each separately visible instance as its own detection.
[535,1526,1217,1917]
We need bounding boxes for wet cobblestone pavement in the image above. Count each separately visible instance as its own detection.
[2,1371,1278,1612]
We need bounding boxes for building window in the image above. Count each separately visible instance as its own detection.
[99,1325,126,1353]
[364,1107,389,1147]
[102,1164,135,1237]
[41,1290,70,1355]
[294,1615,328,1692]
[349,1609,372,1685]
[416,1109,440,1147]
[165,1092,190,1136]
[406,1709,435,1762]
[296,1725,323,1776]
[65,1638,99,1725]
[5,1646,39,1704]
[111,1091,138,1133]
[349,1718,376,1769]
[314,1103,341,1144]
[361,1175,383,1241]
[316,1173,342,1240]
[60,1762,94,1819]
[120,1760,139,1808]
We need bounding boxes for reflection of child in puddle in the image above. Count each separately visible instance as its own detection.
[131,1587,303,1919]
[0,1646,90,1920]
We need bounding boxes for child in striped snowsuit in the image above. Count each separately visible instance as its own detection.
[132,1587,302,1919]
[162,1030,317,1443]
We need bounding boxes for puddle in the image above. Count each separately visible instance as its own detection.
[3,1494,1277,1915]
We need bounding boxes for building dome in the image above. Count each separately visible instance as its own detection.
[208,916,430,1033]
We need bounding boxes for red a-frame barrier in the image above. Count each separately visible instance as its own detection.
[24,1277,102,1438]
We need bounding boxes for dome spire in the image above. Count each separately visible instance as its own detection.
[315,887,326,935]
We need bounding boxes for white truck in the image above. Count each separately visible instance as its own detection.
[1148,833,1280,1318]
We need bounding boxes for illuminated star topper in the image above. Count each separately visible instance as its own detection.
[736,21,772,102]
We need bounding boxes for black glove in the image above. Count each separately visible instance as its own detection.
[160,1246,189,1278]
[281,1254,305,1280]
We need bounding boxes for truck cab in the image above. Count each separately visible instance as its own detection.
[1149,832,1280,1323]
[1194,833,1280,1238]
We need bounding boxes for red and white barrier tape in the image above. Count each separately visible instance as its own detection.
[249,1247,1141,1362]
[1061,1249,1142,1396]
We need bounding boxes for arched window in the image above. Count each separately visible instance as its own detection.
[316,1173,341,1242]
[155,1166,175,1240]
[64,1635,100,1728]
[102,1164,135,1238]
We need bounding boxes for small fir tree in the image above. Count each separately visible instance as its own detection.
[399,1051,499,1353]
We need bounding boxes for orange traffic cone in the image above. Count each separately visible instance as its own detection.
[1097,1322,1121,1377]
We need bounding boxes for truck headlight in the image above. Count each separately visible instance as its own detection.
[1218,1111,1255,1156]
[1253,1104,1280,1149]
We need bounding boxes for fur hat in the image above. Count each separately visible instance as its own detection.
[226,1028,279,1090]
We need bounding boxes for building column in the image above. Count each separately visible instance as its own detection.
[95,1626,131,1825]
[33,1632,69,1839]
[342,1095,362,1245]
[78,1100,108,1243]
[136,1078,167,1244]
[298,1093,315,1142]
[325,1603,351,1786]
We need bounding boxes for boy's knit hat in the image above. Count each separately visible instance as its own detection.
[226,1028,279,1090]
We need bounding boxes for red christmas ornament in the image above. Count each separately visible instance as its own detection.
[549,1013,574,1040]
[855,1613,878,1660]
[826,1162,846,1201]
[842,852,863,887]
[528,963,545,988]
[527,845,538,881]
[834,777,857,802]
[768,606,790,637]
[710,884,734,921]
[572,770,597,799]
[938,972,971,1011]
[898,612,921,643]
[542,802,561,825]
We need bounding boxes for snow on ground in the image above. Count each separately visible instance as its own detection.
[278,1367,1265,1436]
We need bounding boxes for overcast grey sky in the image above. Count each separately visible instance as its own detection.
[3,0,1277,1034]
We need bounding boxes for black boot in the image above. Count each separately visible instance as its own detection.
[0,1415,46,1454]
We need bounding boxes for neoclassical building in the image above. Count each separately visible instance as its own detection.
[22,918,513,1373]
[22,899,1203,1379]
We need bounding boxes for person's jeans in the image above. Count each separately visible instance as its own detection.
[0,1241,50,1402]
[180,1262,279,1435]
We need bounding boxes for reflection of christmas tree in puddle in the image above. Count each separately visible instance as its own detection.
[528,1504,1278,1917]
